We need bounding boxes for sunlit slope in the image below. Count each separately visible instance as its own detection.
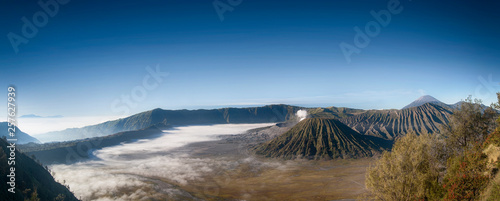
[339,103,452,139]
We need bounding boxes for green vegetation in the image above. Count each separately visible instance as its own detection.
[366,93,500,200]
[366,133,445,200]
[443,96,497,156]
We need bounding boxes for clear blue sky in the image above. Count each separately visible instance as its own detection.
[1,0,499,117]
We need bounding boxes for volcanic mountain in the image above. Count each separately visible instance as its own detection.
[339,103,453,140]
[402,95,446,109]
[255,118,390,159]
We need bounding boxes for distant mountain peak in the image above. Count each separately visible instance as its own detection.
[20,114,63,118]
[20,114,42,118]
[402,95,444,109]
[416,95,439,102]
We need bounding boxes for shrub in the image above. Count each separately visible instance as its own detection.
[443,145,489,201]
[366,133,445,200]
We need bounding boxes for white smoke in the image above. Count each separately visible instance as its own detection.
[296,110,307,121]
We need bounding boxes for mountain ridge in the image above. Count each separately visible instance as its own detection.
[340,103,453,139]
[36,104,303,142]
[0,122,41,144]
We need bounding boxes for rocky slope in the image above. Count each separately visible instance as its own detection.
[255,118,391,159]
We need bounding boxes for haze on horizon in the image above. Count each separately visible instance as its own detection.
[1,0,499,119]
[11,94,471,136]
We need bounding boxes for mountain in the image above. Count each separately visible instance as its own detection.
[36,105,302,142]
[19,114,42,118]
[0,138,78,200]
[0,122,41,144]
[307,106,365,119]
[20,126,164,165]
[255,118,391,159]
[20,114,63,118]
[402,95,446,109]
[340,103,453,140]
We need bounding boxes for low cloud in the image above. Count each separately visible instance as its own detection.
[50,123,276,200]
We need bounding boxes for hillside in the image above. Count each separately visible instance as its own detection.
[36,105,301,142]
[255,118,391,159]
[0,122,41,144]
[307,106,365,119]
[340,103,453,139]
[19,126,164,165]
[0,138,78,200]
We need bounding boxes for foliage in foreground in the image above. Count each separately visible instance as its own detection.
[442,145,489,200]
[366,93,500,201]
[366,133,445,200]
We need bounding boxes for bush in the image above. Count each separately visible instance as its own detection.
[443,145,489,201]
[366,133,445,200]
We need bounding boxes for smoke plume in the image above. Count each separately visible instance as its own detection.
[296,110,307,121]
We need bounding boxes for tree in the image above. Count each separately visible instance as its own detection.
[366,133,445,200]
[442,144,489,200]
[444,96,497,156]
[26,188,40,201]
[55,194,66,201]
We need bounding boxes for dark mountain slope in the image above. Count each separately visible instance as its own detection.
[340,103,453,140]
[36,105,302,142]
[0,122,41,144]
[0,138,78,201]
[255,118,390,159]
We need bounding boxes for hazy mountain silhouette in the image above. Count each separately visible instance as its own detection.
[0,122,41,144]
[402,95,446,109]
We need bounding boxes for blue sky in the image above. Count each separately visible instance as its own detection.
[1,0,500,117]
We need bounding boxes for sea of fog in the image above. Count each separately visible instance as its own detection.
[50,123,278,201]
